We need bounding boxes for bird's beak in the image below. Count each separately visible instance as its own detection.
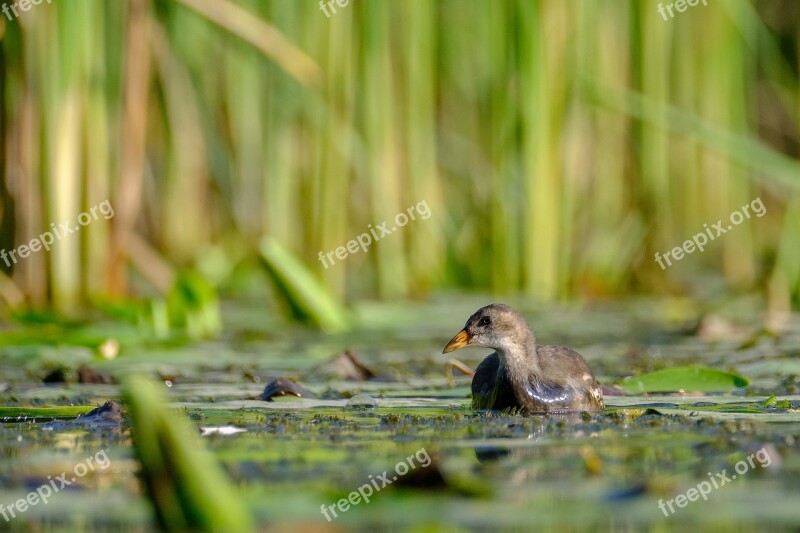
[443,329,471,353]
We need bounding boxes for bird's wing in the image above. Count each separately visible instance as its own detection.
[534,345,604,411]
[536,345,597,382]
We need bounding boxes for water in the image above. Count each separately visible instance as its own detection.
[0,295,798,530]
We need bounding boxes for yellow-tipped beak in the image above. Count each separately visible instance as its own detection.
[443,329,471,354]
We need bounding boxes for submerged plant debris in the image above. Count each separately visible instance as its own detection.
[0,298,799,531]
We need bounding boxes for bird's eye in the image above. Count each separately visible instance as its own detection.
[479,316,491,327]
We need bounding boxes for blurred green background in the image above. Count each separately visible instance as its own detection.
[1,0,799,323]
[1,3,800,531]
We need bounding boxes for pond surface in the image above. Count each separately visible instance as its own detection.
[0,295,799,531]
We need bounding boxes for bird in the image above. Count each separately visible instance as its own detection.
[442,303,604,414]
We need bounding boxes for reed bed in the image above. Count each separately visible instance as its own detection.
[0,0,798,316]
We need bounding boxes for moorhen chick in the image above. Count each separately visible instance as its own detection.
[443,303,604,414]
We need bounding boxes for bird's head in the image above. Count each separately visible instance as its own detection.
[442,303,535,355]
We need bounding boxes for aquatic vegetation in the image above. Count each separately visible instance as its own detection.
[620,367,751,394]
[259,238,350,333]
[0,300,797,530]
[123,377,253,532]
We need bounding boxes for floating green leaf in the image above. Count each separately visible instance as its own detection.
[620,367,750,394]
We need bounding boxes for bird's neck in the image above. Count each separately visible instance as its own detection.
[495,331,540,385]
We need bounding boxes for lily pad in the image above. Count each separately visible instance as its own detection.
[620,366,750,394]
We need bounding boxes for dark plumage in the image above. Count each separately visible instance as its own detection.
[443,304,604,414]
